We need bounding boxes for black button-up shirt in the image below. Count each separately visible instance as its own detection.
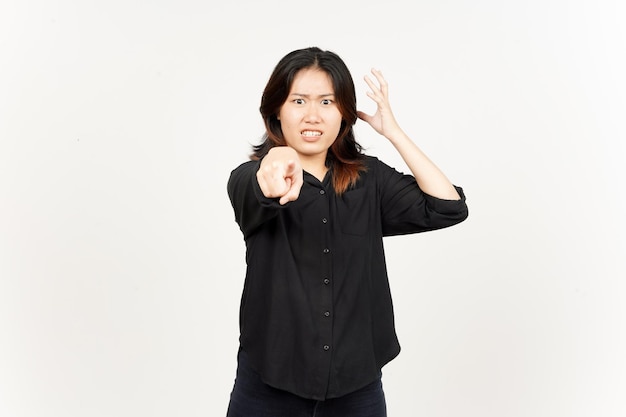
[227,155,468,400]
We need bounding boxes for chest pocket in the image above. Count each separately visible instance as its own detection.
[337,187,370,236]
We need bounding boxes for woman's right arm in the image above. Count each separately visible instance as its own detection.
[227,147,303,238]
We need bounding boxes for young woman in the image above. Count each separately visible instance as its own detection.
[226,47,468,417]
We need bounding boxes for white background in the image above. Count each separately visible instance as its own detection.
[1,1,625,416]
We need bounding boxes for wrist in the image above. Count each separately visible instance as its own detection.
[385,128,410,145]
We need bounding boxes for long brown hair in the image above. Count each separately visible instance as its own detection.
[253,47,366,195]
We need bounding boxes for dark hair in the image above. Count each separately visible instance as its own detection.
[252,47,366,195]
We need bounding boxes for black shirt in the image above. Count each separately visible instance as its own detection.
[227,155,468,400]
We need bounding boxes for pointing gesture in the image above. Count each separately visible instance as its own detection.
[257,147,304,205]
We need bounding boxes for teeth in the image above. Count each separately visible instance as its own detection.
[302,131,321,137]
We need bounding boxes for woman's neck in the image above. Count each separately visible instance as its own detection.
[300,155,329,182]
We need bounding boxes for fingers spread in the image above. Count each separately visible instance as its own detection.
[371,68,388,92]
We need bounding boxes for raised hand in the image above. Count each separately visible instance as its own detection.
[358,68,461,200]
[357,68,403,140]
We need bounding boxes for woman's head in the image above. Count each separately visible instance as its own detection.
[254,47,366,194]
[259,47,357,147]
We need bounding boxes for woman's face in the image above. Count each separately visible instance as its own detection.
[278,67,343,168]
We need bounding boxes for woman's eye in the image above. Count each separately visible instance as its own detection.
[294,98,305,104]
[321,99,332,105]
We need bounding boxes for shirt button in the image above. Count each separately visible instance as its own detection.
[323,278,330,285]
[319,189,326,195]
[322,218,328,224]
[324,311,330,317]
[323,345,330,351]
[323,248,330,254]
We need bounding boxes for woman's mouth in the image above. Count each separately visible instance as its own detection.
[301,130,322,141]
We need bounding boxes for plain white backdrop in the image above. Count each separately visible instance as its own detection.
[1,0,625,416]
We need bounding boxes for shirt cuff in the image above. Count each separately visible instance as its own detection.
[423,185,468,215]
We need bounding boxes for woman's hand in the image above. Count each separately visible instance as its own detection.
[257,147,304,205]
[357,68,404,141]
[358,68,461,200]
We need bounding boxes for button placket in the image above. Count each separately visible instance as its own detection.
[318,186,332,356]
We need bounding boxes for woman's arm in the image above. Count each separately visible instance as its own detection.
[357,69,461,201]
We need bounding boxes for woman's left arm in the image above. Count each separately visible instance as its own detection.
[357,69,461,201]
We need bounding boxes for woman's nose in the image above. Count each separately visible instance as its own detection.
[304,104,321,122]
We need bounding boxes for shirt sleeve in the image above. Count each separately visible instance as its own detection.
[227,160,285,239]
[375,158,469,236]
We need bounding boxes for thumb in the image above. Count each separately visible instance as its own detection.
[357,110,371,122]
[279,180,301,205]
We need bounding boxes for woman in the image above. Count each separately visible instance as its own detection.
[226,47,468,417]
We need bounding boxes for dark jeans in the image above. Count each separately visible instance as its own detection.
[226,350,387,417]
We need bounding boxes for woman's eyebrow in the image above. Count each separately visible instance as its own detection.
[289,93,335,98]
